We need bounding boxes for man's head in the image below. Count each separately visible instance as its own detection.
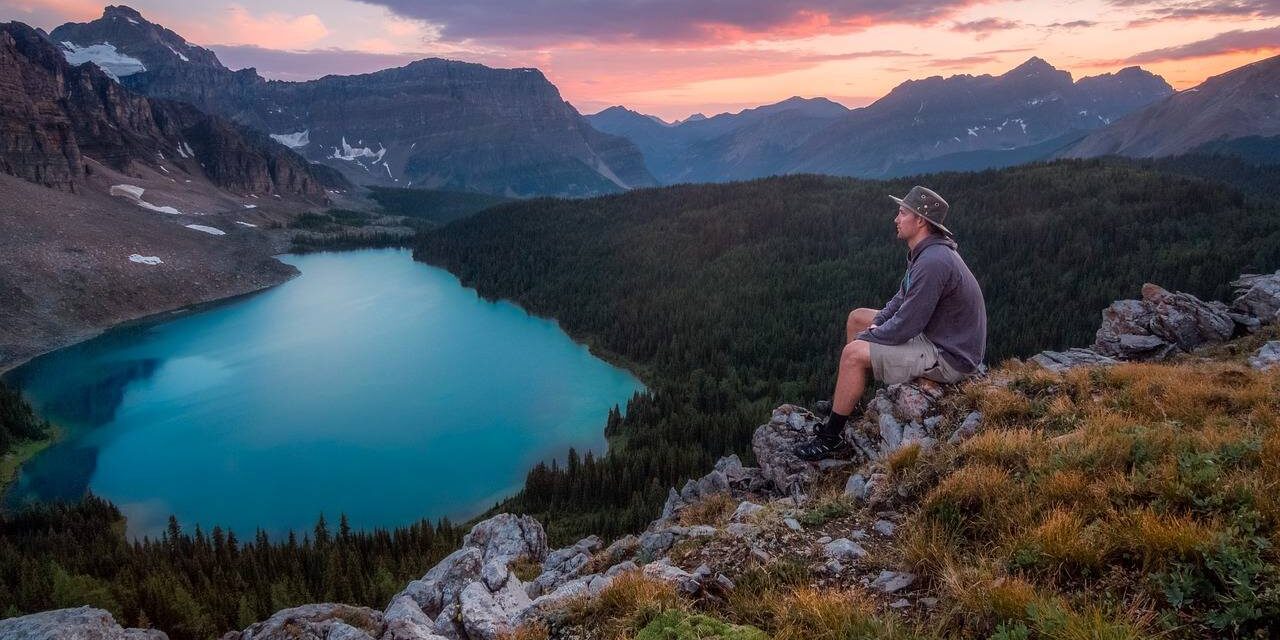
[889,185,952,242]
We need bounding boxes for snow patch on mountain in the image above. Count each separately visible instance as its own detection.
[59,42,146,81]
[185,224,225,236]
[330,137,386,163]
[270,130,310,149]
[128,254,163,265]
[165,44,189,62]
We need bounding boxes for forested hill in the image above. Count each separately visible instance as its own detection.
[414,158,1280,540]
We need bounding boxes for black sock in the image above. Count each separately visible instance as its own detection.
[818,410,849,439]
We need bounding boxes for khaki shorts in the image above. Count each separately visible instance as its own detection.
[870,333,969,385]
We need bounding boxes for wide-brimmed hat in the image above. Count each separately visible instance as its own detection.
[889,185,952,237]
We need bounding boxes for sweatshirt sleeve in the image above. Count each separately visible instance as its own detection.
[872,287,904,326]
[857,254,948,346]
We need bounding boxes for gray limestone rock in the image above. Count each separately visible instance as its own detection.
[844,473,868,500]
[381,597,446,640]
[1232,270,1280,322]
[641,559,694,585]
[752,404,825,496]
[731,500,764,521]
[1030,347,1119,372]
[639,529,677,557]
[0,607,168,640]
[822,538,868,562]
[947,411,984,445]
[391,547,483,618]
[228,603,384,640]
[783,517,802,531]
[869,570,916,593]
[1094,283,1235,361]
[873,520,897,536]
[462,514,547,566]
[1250,341,1280,372]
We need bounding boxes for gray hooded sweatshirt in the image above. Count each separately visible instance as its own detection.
[855,234,987,373]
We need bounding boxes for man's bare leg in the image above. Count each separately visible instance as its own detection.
[846,307,878,344]
[833,340,872,415]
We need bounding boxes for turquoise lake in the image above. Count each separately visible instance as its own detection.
[3,249,643,539]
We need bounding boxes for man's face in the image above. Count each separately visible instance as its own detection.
[894,205,921,240]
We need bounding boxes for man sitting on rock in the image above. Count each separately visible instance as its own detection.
[795,186,988,461]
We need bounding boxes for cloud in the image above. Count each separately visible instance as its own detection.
[1121,25,1280,63]
[208,45,429,80]
[1043,20,1098,29]
[921,55,998,67]
[201,6,330,49]
[951,18,1022,38]
[353,0,986,45]
[1111,0,1280,23]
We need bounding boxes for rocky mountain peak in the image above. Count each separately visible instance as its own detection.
[51,4,223,71]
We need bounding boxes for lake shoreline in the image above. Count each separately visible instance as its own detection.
[3,248,644,539]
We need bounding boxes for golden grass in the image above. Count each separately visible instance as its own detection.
[764,587,900,640]
[561,571,687,640]
[899,353,1280,637]
[888,442,923,475]
[676,492,738,527]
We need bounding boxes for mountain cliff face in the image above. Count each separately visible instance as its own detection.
[0,20,339,197]
[1064,54,1280,158]
[50,6,656,197]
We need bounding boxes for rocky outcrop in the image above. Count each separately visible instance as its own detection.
[0,20,339,197]
[1093,283,1236,361]
[50,7,656,196]
[1031,272,1280,372]
[0,606,167,640]
[219,604,384,640]
[1232,270,1280,326]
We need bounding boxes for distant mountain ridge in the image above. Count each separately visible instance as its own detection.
[50,5,656,197]
[1064,54,1280,159]
[591,57,1173,183]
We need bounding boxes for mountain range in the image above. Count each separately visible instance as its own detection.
[589,57,1179,183]
[49,5,656,197]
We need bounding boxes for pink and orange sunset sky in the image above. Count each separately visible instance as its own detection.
[4,0,1278,120]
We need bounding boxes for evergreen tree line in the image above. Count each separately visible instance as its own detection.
[0,380,50,456]
[413,157,1280,543]
[0,496,464,639]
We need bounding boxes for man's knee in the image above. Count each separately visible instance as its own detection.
[846,307,879,334]
[841,339,872,367]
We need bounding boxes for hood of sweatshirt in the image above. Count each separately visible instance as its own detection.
[907,234,957,264]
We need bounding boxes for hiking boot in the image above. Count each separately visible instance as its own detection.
[793,434,851,461]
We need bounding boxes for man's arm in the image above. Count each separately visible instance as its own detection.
[856,259,947,346]
[872,288,904,326]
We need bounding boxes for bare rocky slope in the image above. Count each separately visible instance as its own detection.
[0,20,349,372]
[1064,55,1280,159]
[49,6,656,197]
[8,269,1278,638]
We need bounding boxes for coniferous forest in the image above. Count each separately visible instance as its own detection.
[2,155,1279,638]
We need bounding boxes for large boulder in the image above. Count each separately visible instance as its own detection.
[0,607,167,640]
[381,597,447,640]
[391,547,484,618]
[1250,341,1280,372]
[1232,270,1280,323]
[222,603,383,640]
[752,404,824,496]
[461,514,547,566]
[1093,283,1235,361]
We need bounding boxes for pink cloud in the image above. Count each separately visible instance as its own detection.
[353,0,986,45]
[184,6,329,49]
[1121,25,1280,63]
